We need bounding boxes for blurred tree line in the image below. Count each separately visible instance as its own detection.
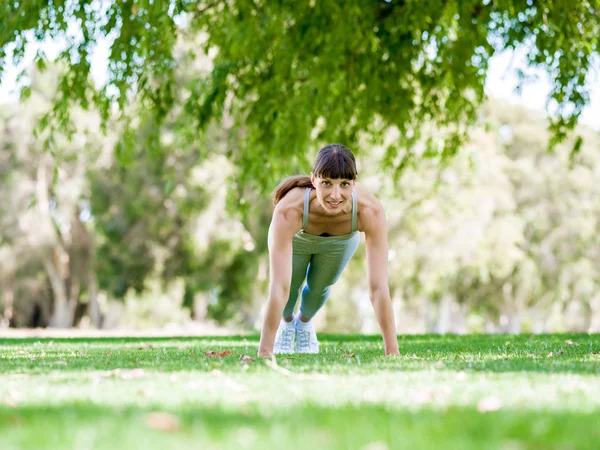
[0,63,272,329]
[1,0,599,332]
[1,67,599,331]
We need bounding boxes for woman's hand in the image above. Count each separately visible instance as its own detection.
[362,201,400,357]
[385,348,400,356]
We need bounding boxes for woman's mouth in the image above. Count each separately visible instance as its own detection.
[327,200,342,208]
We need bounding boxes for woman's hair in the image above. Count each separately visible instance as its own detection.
[272,144,357,204]
[312,144,357,180]
[272,175,313,205]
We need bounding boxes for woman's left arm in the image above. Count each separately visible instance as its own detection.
[364,204,400,356]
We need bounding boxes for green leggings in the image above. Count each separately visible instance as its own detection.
[280,230,360,319]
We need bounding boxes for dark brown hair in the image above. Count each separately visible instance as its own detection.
[272,144,357,204]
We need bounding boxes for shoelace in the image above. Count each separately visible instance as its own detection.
[280,328,295,350]
[296,329,310,348]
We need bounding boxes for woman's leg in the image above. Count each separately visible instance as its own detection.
[282,251,312,319]
[299,235,360,319]
[268,228,314,320]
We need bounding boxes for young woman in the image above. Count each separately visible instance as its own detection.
[258,144,400,357]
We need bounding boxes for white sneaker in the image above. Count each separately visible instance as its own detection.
[273,319,296,354]
[295,319,319,354]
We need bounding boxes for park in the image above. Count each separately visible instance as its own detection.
[1,1,600,449]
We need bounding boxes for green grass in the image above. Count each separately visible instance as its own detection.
[1,333,600,449]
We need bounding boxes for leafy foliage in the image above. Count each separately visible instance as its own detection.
[2,0,599,192]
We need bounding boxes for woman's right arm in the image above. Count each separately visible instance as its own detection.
[257,207,299,357]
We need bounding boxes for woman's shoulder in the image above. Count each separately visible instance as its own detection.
[354,183,386,232]
[354,183,384,214]
[273,187,306,222]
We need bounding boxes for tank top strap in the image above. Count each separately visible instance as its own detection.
[351,190,358,232]
[302,187,311,230]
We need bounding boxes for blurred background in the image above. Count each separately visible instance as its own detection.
[1,1,599,335]
[2,89,598,334]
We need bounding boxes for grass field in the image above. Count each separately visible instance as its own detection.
[1,333,600,450]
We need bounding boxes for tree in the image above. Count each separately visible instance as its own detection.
[0,62,271,328]
[2,0,598,193]
[0,66,103,328]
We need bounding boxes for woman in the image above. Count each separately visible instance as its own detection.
[258,144,400,357]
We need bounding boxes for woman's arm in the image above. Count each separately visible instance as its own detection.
[363,203,400,356]
[257,207,299,357]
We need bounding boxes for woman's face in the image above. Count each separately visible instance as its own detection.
[311,174,355,214]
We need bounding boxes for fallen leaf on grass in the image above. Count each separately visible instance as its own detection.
[239,354,255,362]
[139,343,155,350]
[555,349,564,356]
[205,350,232,358]
[144,412,181,432]
[565,340,579,347]
[342,353,356,359]
[477,396,502,413]
[6,415,22,425]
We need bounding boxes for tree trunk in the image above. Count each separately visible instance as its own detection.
[423,296,438,333]
[589,294,600,333]
[36,154,72,328]
[436,294,454,334]
[45,256,73,328]
[87,272,102,328]
[453,302,468,334]
[500,282,522,334]
[193,292,209,322]
[1,287,14,328]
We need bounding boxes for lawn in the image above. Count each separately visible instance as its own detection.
[1,333,600,450]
